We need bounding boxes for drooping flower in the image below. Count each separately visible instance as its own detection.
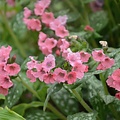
[67,52,81,66]
[72,61,86,79]
[0,63,7,75]
[0,75,13,89]
[65,71,77,84]
[4,63,20,76]
[106,69,120,91]
[23,18,41,31]
[79,51,91,62]
[23,7,32,18]
[27,56,38,70]
[34,0,51,16]
[0,86,8,96]
[112,69,120,81]
[54,68,67,83]
[55,26,69,38]
[41,12,54,25]
[43,73,56,84]
[97,57,114,70]
[42,54,55,72]
[0,46,12,63]
[26,69,36,83]
[92,49,106,62]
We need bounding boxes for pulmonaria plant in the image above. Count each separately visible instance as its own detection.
[0,46,20,95]
[23,0,115,86]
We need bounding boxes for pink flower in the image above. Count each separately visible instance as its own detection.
[41,12,54,25]
[23,7,32,18]
[92,49,106,62]
[0,86,8,96]
[50,15,68,30]
[34,0,51,16]
[42,54,55,72]
[0,75,13,89]
[97,57,114,70]
[43,73,56,84]
[67,52,81,66]
[54,68,67,83]
[26,70,36,83]
[0,46,12,63]
[4,63,20,76]
[44,38,57,49]
[57,39,70,52]
[106,73,120,91]
[112,69,120,81]
[115,92,120,100]
[50,19,61,30]
[56,15,68,26]
[65,71,77,84]
[106,76,115,88]
[0,63,7,75]
[79,51,91,62]
[40,47,52,55]
[55,26,69,38]
[32,64,46,81]
[27,56,38,70]
[84,25,94,32]
[72,62,86,79]
[23,18,41,31]
[38,32,47,46]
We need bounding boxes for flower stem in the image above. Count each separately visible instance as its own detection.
[1,12,27,58]
[17,75,67,120]
[99,73,109,95]
[72,89,93,112]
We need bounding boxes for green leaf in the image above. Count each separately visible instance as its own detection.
[12,12,27,39]
[67,12,80,22]
[100,94,115,105]
[5,80,24,108]
[67,112,97,120]
[43,83,62,111]
[51,88,79,116]
[90,11,108,31]
[24,109,58,120]
[0,107,25,120]
[12,101,44,116]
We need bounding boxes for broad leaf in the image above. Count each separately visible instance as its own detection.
[51,88,79,116]
[43,83,62,111]
[12,101,44,116]
[5,80,24,108]
[90,11,108,31]
[24,109,58,120]
[0,107,25,120]
[67,112,97,120]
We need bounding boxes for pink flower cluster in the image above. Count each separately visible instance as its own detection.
[107,69,120,91]
[23,0,69,55]
[26,50,91,84]
[92,49,114,70]
[0,46,20,96]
